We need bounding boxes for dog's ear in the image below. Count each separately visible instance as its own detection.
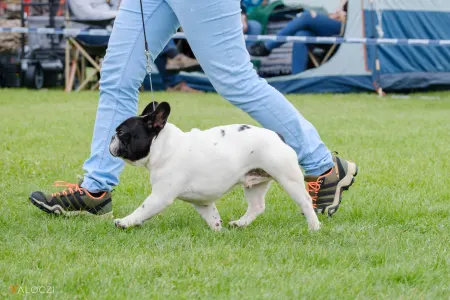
[141,101,159,116]
[145,102,170,130]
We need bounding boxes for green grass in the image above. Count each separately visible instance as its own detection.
[1,89,449,299]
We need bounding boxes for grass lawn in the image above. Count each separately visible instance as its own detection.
[0,89,449,299]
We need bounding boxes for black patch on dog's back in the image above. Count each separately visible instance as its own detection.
[220,129,225,137]
[238,125,251,132]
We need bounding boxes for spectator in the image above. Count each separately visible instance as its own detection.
[241,3,262,49]
[154,40,202,92]
[249,0,347,74]
[68,0,118,21]
[164,37,200,73]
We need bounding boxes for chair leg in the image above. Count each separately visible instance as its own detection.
[75,62,82,85]
[66,49,79,92]
[76,70,99,91]
[90,81,100,91]
[308,51,320,68]
[67,38,104,91]
[69,38,101,72]
[321,44,337,65]
[80,56,86,83]
[64,39,70,92]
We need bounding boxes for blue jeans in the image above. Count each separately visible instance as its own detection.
[265,11,342,74]
[81,0,333,192]
[246,19,262,49]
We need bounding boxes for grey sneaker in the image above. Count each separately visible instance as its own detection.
[305,155,358,216]
[29,181,112,217]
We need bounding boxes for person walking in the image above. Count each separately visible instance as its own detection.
[29,0,358,218]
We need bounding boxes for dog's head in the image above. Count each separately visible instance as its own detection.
[109,101,171,163]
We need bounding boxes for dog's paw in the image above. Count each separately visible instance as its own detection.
[308,221,321,232]
[114,218,131,229]
[228,220,248,228]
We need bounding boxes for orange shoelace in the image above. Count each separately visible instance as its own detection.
[306,181,322,208]
[306,168,333,208]
[51,181,84,198]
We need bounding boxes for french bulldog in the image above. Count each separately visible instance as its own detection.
[109,102,320,231]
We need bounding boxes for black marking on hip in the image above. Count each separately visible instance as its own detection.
[238,125,251,132]
[220,129,225,137]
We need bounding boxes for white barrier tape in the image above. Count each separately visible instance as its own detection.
[1,27,450,46]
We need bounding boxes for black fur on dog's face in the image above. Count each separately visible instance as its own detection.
[109,101,171,162]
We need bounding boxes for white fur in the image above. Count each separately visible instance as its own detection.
[114,123,320,231]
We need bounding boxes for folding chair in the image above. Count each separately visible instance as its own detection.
[64,0,116,91]
[65,34,108,91]
[308,18,347,67]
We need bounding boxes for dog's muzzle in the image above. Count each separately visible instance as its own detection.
[109,135,121,157]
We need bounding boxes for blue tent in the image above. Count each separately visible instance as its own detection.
[148,0,450,93]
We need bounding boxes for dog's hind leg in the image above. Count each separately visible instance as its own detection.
[275,173,321,231]
[262,153,321,231]
[229,180,272,228]
[192,203,222,231]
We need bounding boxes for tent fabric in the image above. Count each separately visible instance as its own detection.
[177,72,374,94]
[364,1,450,91]
[365,10,450,73]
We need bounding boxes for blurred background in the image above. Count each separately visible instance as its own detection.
[1,0,450,94]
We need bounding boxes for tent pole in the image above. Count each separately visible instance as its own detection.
[369,0,385,96]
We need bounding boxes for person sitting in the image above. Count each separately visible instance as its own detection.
[249,0,347,74]
[164,33,201,73]
[241,3,262,49]
[69,0,117,47]
[153,40,202,93]
[68,0,118,21]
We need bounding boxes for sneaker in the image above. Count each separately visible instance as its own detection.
[305,155,358,216]
[29,181,112,217]
[249,42,271,57]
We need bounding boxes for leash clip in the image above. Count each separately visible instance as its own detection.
[144,50,152,75]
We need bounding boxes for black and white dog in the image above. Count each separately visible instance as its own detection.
[109,102,320,231]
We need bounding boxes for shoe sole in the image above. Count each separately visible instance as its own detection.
[29,196,113,218]
[323,162,358,217]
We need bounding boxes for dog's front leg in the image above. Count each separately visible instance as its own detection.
[114,190,175,229]
[192,203,222,231]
